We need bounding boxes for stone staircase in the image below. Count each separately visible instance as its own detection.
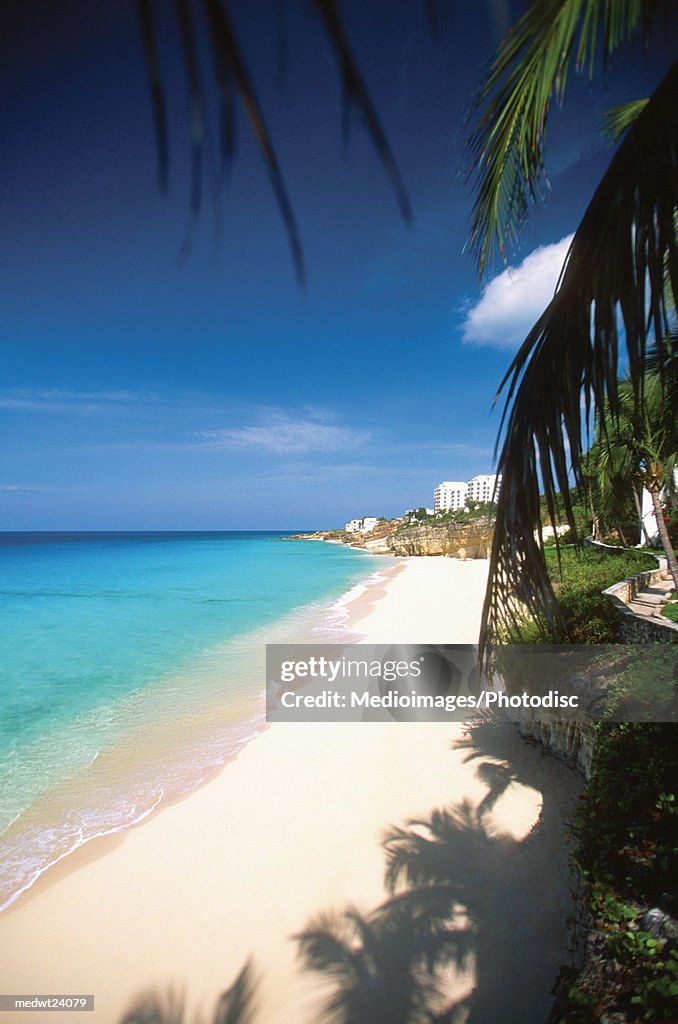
[603,557,678,641]
[626,576,675,618]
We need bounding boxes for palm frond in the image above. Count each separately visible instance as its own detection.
[312,0,413,225]
[135,0,417,282]
[134,0,305,282]
[200,0,306,284]
[468,0,664,275]
[482,59,678,645]
[175,0,206,262]
[602,97,648,141]
[136,0,169,193]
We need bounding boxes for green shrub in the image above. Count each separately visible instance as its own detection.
[662,601,678,623]
[604,647,678,720]
[507,546,658,643]
[558,724,678,1021]
[574,723,678,902]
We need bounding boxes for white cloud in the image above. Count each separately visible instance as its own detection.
[199,412,368,455]
[0,388,152,414]
[461,234,574,349]
[0,483,49,493]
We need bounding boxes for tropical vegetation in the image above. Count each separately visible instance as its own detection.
[468,0,677,644]
[585,366,678,588]
[554,723,678,1021]
[501,545,658,644]
[397,501,496,531]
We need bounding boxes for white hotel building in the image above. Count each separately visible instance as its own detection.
[434,474,501,513]
[467,474,500,504]
[433,482,468,513]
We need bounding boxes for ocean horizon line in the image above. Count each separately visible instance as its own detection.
[0,529,311,535]
[0,529,326,545]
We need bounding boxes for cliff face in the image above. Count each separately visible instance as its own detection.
[387,522,493,558]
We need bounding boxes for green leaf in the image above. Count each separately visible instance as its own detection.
[468,0,664,276]
[602,98,649,141]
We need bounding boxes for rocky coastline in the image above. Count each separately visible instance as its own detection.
[287,517,494,558]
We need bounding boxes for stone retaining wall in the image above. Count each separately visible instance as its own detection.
[603,559,678,643]
[516,547,676,773]
[514,715,597,778]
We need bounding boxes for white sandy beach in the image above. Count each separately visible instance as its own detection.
[0,557,581,1024]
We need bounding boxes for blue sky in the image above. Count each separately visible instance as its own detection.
[1,1,674,529]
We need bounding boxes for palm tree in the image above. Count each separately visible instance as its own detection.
[591,369,678,586]
[582,436,645,546]
[468,0,677,641]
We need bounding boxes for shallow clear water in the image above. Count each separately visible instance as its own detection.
[0,532,385,909]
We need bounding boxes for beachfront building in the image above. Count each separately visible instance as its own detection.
[434,482,468,513]
[434,475,501,513]
[467,474,501,504]
[345,517,379,533]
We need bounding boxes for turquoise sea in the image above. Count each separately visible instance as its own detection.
[0,532,386,910]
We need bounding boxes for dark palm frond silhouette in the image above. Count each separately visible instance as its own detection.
[588,364,678,585]
[137,0,170,194]
[134,0,415,281]
[120,961,258,1024]
[311,0,413,226]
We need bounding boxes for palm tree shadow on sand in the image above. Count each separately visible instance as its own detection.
[295,716,582,1024]
[120,960,258,1024]
[119,717,581,1024]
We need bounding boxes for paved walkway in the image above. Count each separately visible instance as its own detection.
[627,574,675,618]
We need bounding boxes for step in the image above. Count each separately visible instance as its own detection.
[627,603,667,619]
[632,594,666,607]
